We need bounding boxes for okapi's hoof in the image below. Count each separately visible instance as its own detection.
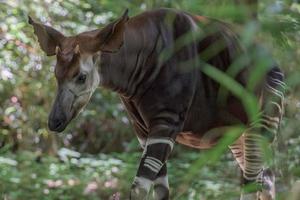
[258,169,275,200]
[240,192,257,200]
[257,183,275,200]
[130,187,148,200]
[241,169,275,200]
[153,184,169,200]
[240,188,275,200]
[257,191,274,200]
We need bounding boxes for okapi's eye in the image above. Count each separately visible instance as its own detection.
[76,73,87,84]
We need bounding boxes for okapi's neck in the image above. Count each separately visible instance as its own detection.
[98,50,132,96]
[98,16,160,99]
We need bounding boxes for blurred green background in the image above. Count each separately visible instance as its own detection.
[0,0,299,199]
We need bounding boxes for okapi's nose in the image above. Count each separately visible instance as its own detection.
[48,112,67,132]
[48,88,70,132]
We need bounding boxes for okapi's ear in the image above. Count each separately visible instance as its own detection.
[97,9,129,52]
[28,16,65,56]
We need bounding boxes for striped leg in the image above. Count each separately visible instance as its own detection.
[242,129,267,199]
[240,68,285,200]
[130,136,174,200]
[231,127,278,200]
[230,135,245,171]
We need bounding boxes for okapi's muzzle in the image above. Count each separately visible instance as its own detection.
[48,88,74,132]
[48,111,67,132]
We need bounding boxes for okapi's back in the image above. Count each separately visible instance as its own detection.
[102,8,246,93]
[102,8,280,145]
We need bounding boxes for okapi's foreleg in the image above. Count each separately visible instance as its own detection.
[130,123,177,200]
[233,68,285,200]
[131,150,170,200]
[153,163,169,200]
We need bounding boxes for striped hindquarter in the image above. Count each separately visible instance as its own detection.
[229,67,285,200]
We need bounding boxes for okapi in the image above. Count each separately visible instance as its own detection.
[29,8,285,200]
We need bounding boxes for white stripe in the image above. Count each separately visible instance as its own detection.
[269,77,286,87]
[144,164,160,173]
[146,156,163,165]
[262,115,280,123]
[146,138,174,150]
[261,124,277,134]
[144,159,161,170]
[266,84,284,99]
[273,71,284,76]
[144,160,161,170]
[260,119,279,129]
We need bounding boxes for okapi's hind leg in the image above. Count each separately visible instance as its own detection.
[230,67,285,200]
[230,131,277,200]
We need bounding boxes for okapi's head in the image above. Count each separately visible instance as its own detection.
[29,10,129,132]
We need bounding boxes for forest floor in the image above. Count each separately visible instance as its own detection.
[0,147,297,200]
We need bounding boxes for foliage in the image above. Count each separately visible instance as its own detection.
[1,141,299,200]
[0,0,300,199]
